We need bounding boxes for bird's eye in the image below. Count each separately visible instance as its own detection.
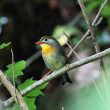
[44,38,48,41]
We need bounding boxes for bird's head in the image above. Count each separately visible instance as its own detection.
[35,36,59,54]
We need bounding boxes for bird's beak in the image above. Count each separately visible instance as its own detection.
[35,41,43,45]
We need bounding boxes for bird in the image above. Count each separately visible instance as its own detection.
[35,36,72,85]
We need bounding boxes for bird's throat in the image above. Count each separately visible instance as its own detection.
[41,44,55,55]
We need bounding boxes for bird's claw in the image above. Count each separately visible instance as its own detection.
[66,64,70,68]
[42,70,52,80]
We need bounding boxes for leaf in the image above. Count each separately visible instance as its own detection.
[24,97,36,110]
[0,42,11,49]
[5,60,26,79]
[18,78,48,97]
[17,78,47,110]
[12,97,36,110]
[101,5,110,17]
[86,1,101,13]
[12,103,20,110]
[52,25,77,46]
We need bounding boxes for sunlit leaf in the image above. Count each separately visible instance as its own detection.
[101,5,110,17]
[17,78,48,110]
[5,60,26,79]
[18,78,48,97]
[52,25,77,46]
[0,42,11,49]
[12,103,20,110]
[86,1,101,13]
[12,97,36,110]
[24,97,36,110]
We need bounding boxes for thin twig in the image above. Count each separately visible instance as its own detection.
[68,29,90,57]
[66,42,80,60]
[63,32,80,59]
[94,17,103,26]
[11,49,15,89]
[68,0,108,57]
[79,0,106,55]
[4,48,110,107]
[78,0,99,53]
[26,51,41,67]
[78,0,109,108]
[77,0,107,81]
[92,0,108,25]
[11,49,24,110]
[101,72,110,108]
[42,70,52,78]
[62,106,64,110]
[91,79,109,110]
[11,49,18,108]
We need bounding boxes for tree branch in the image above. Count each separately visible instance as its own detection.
[77,0,107,76]
[78,0,100,53]
[0,70,29,110]
[0,100,5,110]
[5,48,110,107]
[26,51,41,67]
[68,0,108,57]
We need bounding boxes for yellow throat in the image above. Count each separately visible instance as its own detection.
[40,44,55,55]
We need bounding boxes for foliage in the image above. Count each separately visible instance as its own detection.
[102,5,110,17]
[18,79,47,110]
[5,60,47,110]
[64,63,110,110]
[18,79,47,97]
[0,42,11,49]
[0,40,47,110]
[11,79,47,110]
[101,4,110,27]
[5,60,25,79]
[1,0,110,110]
[86,1,101,13]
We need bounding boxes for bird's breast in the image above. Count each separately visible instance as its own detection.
[41,44,55,55]
[42,50,67,71]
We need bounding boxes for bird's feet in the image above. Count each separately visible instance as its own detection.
[42,70,52,80]
[66,64,70,69]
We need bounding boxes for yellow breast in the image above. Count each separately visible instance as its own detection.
[40,44,55,55]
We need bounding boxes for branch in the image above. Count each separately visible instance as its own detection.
[11,49,15,87]
[78,0,100,53]
[11,49,29,110]
[0,100,5,110]
[5,48,110,107]
[0,71,29,110]
[63,32,80,59]
[77,0,107,76]
[26,51,41,67]
[68,0,108,57]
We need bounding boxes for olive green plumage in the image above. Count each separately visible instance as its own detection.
[39,36,72,85]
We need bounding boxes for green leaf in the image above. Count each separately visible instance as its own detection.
[86,1,101,13]
[5,60,26,79]
[24,97,36,110]
[0,42,11,49]
[12,103,20,110]
[17,78,47,110]
[101,5,110,17]
[12,97,36,110]
[18,78,48,97]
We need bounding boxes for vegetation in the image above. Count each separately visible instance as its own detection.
[0,0,110,110]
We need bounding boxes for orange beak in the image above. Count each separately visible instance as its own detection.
[35,42,43,45]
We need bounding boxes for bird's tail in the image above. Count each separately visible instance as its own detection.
[61,73,72,85]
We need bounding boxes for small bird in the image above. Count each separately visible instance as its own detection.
[35,36,72,85]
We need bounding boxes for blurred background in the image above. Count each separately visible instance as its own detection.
[0,0,110,110]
